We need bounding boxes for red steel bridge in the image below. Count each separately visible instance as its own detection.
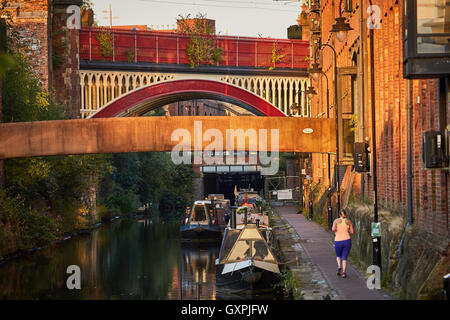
[78,27,311,119]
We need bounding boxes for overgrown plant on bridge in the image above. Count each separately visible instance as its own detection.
[269,42,286,71]
[177,13,223,68]
[96,30,114,58]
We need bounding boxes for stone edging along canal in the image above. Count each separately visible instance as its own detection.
[269,206,339,300]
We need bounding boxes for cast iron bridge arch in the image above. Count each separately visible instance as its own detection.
[79,28,311,118]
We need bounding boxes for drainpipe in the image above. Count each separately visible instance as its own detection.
[359,0,366,198]
[398,79,414,259]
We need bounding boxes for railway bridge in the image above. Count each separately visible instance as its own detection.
[78,27,311,118]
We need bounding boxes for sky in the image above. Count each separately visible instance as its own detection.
[91,0,304,39]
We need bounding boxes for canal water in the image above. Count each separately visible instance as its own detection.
[0,217,285,300]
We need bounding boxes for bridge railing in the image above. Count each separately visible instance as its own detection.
[79,27,309,70]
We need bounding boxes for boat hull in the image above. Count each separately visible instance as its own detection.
[215,262,280,295]
[180,225,222,241]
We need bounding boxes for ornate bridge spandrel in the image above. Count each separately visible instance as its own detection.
[79,71,311,118]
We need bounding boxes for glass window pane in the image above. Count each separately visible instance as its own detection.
[343,119,355,157]
[417,36,450,53]
[417,0,450,34]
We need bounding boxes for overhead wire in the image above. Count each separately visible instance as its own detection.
[137,0,301,12]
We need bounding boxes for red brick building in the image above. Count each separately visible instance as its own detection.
[308,0,449,298]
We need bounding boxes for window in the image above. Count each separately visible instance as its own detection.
[192,205,208,223]
[404,0,450,77]
[339,57,358,159]
[417,0,450,53]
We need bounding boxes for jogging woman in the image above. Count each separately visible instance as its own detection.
[332,209,354,278]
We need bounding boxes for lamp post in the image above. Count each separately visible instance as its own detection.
[367,0,382,269]
[312,71,333,230]
[330,0,354,42]
[309,43,341,215]
[290,86,317,214]
[327,0,381,269]
[289,85,316,117]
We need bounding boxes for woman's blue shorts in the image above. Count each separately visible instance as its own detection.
[334,239,352,260]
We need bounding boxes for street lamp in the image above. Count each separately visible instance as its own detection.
[290,86,316,117]
[310,43,341,215]
[330,16,353,42]
[305,85,317,100]
[311,70,334,230]
[330,0,354,42]
[309,62,322,81]
[329,0,381,268]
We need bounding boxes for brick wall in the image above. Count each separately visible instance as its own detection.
[5,0,51,90]
[167,100,229,116]
[5,0,82,118]
[52,1,82,118]
[311,0,449,239]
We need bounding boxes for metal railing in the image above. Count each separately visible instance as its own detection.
[79,27,309,70]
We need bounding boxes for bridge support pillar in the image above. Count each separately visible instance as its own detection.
[52,0,83,119]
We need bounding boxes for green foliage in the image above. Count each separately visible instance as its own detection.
[2,51,66,122]
[0,25,112,259]
[98,152,194,220]
[0,190,58,258]
[125,48,135,63]
[159,189,190,220]
[0,53,15,76]
[105,189,141,216]
[269,42,286,71]
[52,24,69,69]
[142,107,167,116]
[96,30,114,58]
[275,269,301,299]
[177,13,223,68]
[81,0,94,10]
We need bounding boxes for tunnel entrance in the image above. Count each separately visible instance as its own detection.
[202,171,265,204]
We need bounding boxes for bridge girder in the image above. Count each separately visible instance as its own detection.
[0,117,336,159]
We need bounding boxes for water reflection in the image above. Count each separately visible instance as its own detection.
[176,243,219,300]
[0,218,219,300]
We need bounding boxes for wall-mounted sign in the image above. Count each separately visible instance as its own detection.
[277,189,293,200]
[371,222,381,237]
[302,128,314,134]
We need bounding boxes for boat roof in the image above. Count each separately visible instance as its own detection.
[193,200,212,205]
[218,224,278,265]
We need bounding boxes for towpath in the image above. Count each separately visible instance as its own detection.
[273,205,393,300]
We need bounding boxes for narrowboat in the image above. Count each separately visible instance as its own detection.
[215,207,281,295]
[180,200,224,241]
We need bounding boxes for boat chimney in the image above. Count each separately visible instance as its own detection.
[231,206,237,229]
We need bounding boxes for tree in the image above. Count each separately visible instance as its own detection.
[177,13,223,68]
[0,23,111,258]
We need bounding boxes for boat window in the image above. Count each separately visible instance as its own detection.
[191,205,208,223]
